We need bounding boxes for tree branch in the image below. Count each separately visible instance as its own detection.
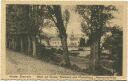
[47,6,58,27]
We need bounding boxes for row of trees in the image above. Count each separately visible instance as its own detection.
[6,5,71,66]
[6,5,122,75]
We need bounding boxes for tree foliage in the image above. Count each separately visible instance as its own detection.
[77,5,117,44]
[103,26,123,75]
[76,5,118,74]
[63,9,70,30]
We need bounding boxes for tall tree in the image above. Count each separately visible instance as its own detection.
[27,5,48,56]
[77,5,117,73]
[6,5,27,51]
[47,5,71,66]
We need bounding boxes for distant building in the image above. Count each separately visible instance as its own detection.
[40,32,90,51]
[49,33,81,47]
[50,37,62,47]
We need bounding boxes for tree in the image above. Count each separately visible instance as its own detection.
[77,5,117,73]
[47,5,71,66]
[103,26,123,75]
[6,5,28,51]
[63,9,70,30]
[6,5,49,56]
[27,5,48,56]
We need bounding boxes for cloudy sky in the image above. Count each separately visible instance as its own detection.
[43,5,125,36]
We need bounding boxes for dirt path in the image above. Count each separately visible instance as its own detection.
[6,49,85,75]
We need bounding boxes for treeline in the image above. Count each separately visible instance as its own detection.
[6,5,45,56]
[6,5,71,66]
[6,5,123,75]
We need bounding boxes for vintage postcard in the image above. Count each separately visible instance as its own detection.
[0,0,127,80]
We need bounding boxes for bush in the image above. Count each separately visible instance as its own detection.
[36,44,63,64]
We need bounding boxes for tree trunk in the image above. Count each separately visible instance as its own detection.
[7,41,9,48]
[32,37,36,56]
[14,40,16,50]
[61,36,71,67]
[47,5,71,66]
[38,33,42,44]
[12,39,15,50]
[14,39,17,50]
[8,40,10,48]
[27,36,31,55]
[53,6,71,66]
[20,38,23,52]
[11,40,13,49]
[39,37,41,44]
[89,40,100,74]
[11,39,13,49]
[9,40,12,49]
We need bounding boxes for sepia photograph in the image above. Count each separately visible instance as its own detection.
[5,3,126,77]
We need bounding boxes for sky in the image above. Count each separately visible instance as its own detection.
[62,5,83,35]
[42,5,125,37]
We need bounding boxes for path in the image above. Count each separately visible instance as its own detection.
[6,49,86,75]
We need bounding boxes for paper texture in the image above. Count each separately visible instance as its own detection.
[0,0,127,80]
